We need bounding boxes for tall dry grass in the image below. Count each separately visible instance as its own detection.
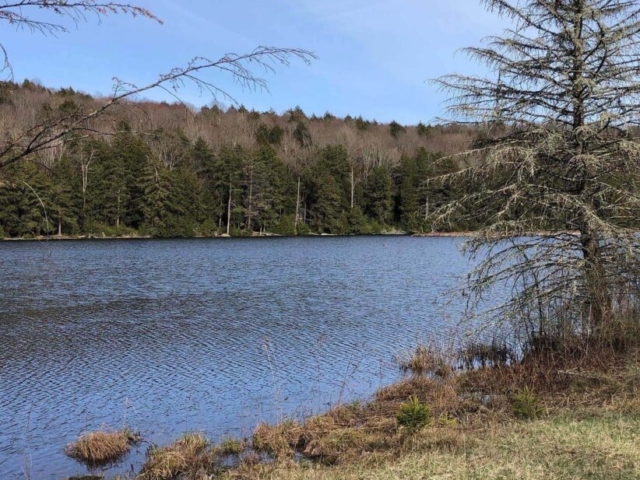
[138,433,211,480]
[64,428,140,465]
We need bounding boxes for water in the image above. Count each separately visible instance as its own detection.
[0,236,470,479]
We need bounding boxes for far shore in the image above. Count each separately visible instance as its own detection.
[1,230,591,242]
[1,231,477,242]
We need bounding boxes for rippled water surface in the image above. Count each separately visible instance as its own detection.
[0,237,469,479]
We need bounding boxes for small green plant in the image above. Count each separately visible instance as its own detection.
[217,438,245,455]
[397,396,431,431]
[438,413,457,427]
[511,386,544,420]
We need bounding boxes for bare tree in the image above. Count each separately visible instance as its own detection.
[0,1,315,170]
[434,0,640,342]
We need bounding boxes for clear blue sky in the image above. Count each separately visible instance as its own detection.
[3,0,508,125]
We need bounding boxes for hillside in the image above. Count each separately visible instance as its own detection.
[0,80,478,238]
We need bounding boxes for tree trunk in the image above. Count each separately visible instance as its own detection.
[247,168,253,233]
[81,165,88,230]
[579,224,610,330]
[350,167,355,209]
[569,3,610,330]
[116,191,121,229]
[226,183,232,236]
[58,214,62,237]
[295,176,301,233]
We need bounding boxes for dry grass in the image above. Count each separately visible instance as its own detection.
[253,420,304,460]
[138,433,211,480]
[64,428,140,465]
[68,345,639,480]
[215,438,246,456]
[234,345,640,479]
[396,344,454,378]
[251,374,464,466]
[222,413,640,480]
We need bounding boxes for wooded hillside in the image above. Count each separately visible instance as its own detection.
[0,80,478,238]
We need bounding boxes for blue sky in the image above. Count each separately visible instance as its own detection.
[3,0,509,125]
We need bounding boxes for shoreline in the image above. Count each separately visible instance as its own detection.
[5,230,587,242]
[58,347,640,480]
[1,231,475,242]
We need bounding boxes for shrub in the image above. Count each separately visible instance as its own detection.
[511,386,544,420]
[397,396,431,431]
[296,222,311,235]
[438,413,457,427]
[273,214,296,236]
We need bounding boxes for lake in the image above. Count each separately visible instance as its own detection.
[0,236,470,479]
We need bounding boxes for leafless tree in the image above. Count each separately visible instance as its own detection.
[0,1,316,170]
[434,0,640,342]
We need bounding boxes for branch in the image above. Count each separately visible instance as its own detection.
[0,1,162,78]
[0,46,317,169]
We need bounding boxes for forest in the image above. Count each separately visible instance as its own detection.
[0,80,476,238]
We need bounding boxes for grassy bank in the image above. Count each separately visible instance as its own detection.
[225,413,640,479]
[66,344,640,480]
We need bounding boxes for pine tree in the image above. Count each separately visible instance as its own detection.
[364,166,394,225]
[51,156,80,235]
[307,145,351,233]
[396,155,421,231]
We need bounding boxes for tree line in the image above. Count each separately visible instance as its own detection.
[0,81,474,238]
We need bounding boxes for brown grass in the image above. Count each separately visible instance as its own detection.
[250,372,467,467]
[253,420,304,460]
[215,438,247,456]
[396,344,454,378]
[245,343,640,475]
[138,432,211,480]
[115,342,640,480]
[64,428,140,465]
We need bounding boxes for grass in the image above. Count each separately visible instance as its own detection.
[216,438,247,456]
[64,428,140,465]
[396,344,453,378]
[222,345,640,479]
[138,433,211,480]
[221,413,640,479]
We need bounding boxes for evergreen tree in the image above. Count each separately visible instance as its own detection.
[307,145,351,233]
[396,155,421,231]
[50,156,80,235]
[0,162,53,237]
[213,145,245,234]
[364,166,394,225]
